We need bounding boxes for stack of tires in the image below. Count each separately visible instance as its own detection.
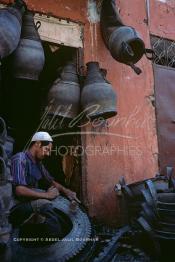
[136,179,175,260]
[0,117,14,261]
[116,172,170,223]
[117,168,175,260]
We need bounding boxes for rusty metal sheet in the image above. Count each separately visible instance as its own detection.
[154,64,175,171]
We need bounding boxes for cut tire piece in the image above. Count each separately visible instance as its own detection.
[93,226,130,262]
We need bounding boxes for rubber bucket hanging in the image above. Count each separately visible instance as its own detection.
[81,62,117,120]
[0,144,8,165]
[11,11,45,80]
[0,0,26,59]
[100,0,154,74]
[47,60,80,121]
[0,157,7,185]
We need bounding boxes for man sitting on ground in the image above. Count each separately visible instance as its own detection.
[10,131,80,239]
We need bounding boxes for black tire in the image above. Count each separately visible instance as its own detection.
[11,196,92,262]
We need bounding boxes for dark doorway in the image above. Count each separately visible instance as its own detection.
[0,42,82,197]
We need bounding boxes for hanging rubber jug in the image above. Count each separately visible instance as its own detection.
[0,0,26,59]
[100,0,154,74]
[0,144,8,165]
[81,62,117,120]
[0,157,7,185]
[47,60,80,121]
[3,136,15,158]
[12,11,45,80]
[0,117,7,145]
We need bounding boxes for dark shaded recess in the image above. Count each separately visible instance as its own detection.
[43,131,81,187]
[43,152,66,186]
[0,54,41,151]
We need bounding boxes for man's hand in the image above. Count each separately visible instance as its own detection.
[46,186,59,200]
[65,189,81,203]
[51,181,81,203]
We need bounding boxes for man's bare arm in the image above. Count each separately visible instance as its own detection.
[15,185,59,200]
